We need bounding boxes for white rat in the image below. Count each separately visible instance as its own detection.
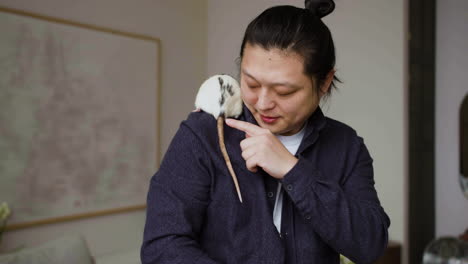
[195,74,243,202]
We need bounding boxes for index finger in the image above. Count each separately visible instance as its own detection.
[225,118,264,136]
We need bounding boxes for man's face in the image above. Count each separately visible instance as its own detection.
[240,44,324,136]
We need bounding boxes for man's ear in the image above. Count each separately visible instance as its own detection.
[320,69,335,97]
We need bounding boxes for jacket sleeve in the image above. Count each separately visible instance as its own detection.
[280,137,390,264]
[141,122,221,264]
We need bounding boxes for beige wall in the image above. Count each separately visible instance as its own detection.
[207,0,407,245]
[0,0,207,257]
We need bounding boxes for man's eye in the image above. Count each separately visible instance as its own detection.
[278,91,295,96]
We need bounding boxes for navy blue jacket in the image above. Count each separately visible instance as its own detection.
[141,105,390,264]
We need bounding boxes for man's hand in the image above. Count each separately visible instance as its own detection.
[225,118,298,179]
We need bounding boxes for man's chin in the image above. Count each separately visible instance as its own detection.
[258,123,286,135]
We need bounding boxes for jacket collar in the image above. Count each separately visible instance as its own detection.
[298,107,327,154]
[241,103,258,125]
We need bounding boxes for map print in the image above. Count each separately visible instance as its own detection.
[0,10,159,226]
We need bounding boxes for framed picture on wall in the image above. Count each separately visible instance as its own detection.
[0,6,161,230]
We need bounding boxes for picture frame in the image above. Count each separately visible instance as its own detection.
[0,6,161,230]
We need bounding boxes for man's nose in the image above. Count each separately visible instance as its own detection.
[256,88,275,111]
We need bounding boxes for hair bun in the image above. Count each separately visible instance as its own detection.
[304,0,335,18]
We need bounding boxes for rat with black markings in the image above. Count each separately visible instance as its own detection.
[194,74,243,203]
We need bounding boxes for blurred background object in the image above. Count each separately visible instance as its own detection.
[422,237,468,264]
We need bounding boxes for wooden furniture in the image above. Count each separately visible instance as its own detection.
[375,241,401,264]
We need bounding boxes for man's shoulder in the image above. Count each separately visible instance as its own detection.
[178,111,218,143]
[324,117,358,136]
[322,117,363,147]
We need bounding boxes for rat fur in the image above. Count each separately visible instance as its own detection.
[195,74,243,202]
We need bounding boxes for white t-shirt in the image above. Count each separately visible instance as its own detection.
[273,124,306,234]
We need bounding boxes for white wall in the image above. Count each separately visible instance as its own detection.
[207,0,407,245]
[435,0,468,237]
[325,0,406,245]
[0,0,207,257]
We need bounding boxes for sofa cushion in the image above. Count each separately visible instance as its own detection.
[0,235,93,264]
[94,248,140,264]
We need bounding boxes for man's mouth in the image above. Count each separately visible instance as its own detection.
[260,114,279,124]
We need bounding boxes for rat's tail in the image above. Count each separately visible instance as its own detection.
[217,116,243,203]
